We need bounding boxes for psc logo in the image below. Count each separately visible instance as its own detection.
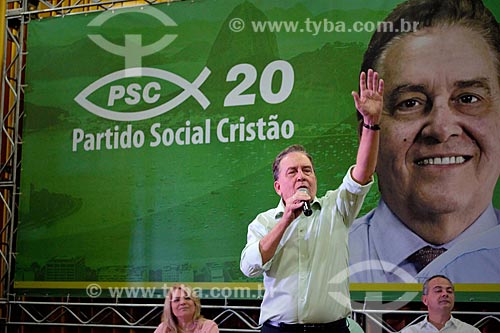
[74,6,210,121]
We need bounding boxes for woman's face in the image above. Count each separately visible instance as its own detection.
[170,287,196,321]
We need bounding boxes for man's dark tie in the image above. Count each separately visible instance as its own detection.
[408,246,447,272]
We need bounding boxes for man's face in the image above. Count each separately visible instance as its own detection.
[377,25,500,221]
[274,152,317,202]
[422,277,455,314]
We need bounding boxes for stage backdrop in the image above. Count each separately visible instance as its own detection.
[15,0,500,300]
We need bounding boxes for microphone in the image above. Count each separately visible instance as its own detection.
[299,188,313,216]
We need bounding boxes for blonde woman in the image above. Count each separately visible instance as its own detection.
[155,284,218,333]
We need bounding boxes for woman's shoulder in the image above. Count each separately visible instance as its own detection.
[154,322,165,333]
[196,318,218,333]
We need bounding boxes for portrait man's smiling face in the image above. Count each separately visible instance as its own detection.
[376,25,500,228]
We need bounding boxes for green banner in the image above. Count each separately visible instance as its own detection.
[15,0,500,300]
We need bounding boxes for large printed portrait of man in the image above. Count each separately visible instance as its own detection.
[349,0,500,283]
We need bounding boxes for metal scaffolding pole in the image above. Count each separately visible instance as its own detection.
[1,3,27,331]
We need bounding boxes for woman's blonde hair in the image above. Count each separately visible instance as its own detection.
[162,284,203,333]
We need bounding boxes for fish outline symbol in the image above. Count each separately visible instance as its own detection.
[74,67,211,121]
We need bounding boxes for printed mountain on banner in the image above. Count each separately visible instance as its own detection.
[205,1,279,84]
[287,41,364,123]
[200,0,366,124]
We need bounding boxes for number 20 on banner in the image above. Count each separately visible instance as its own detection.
[223,60,294,107]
